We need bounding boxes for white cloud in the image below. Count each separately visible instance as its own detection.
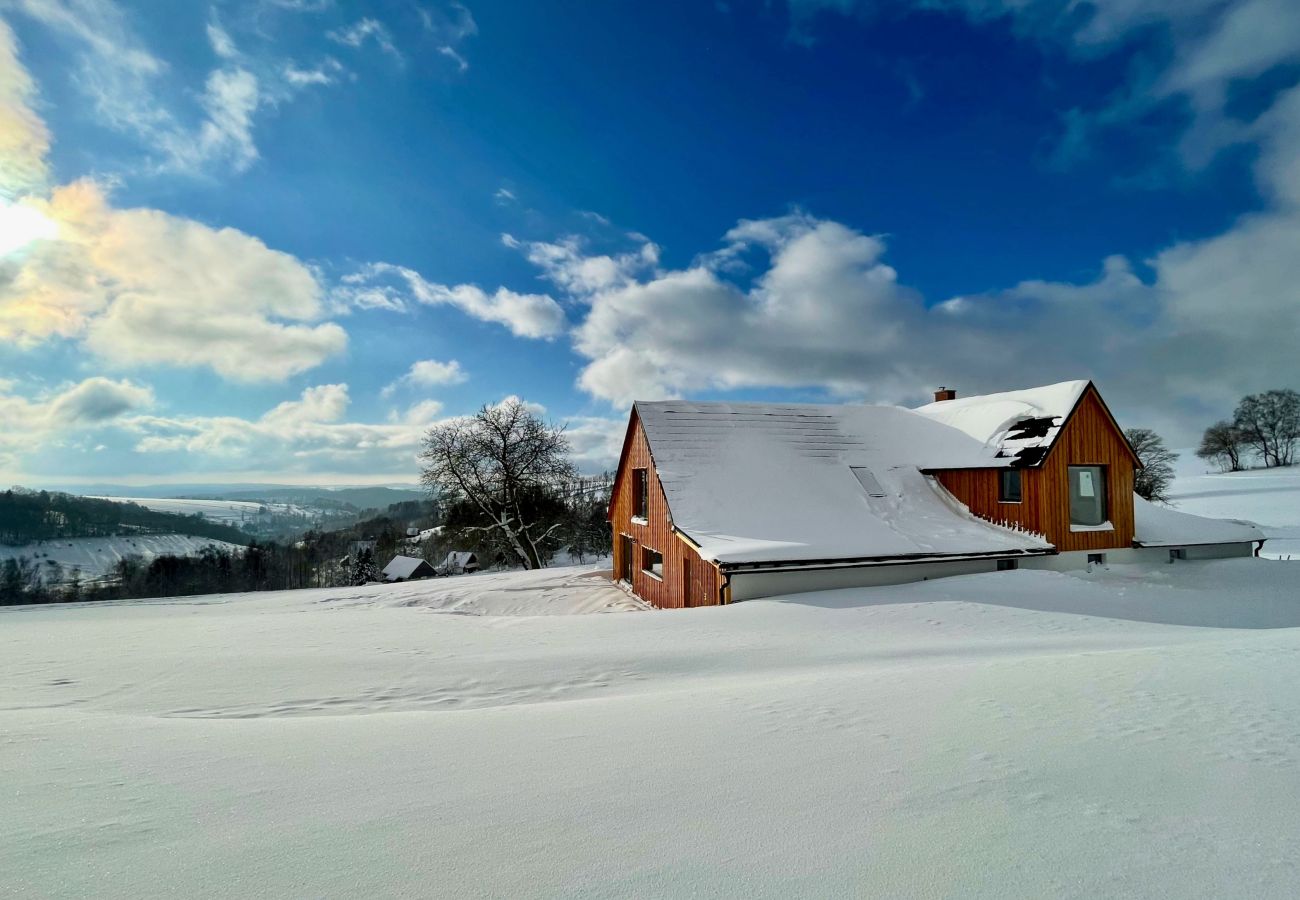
[206,19,237,60]
[382,359,467,397]
[4,0,275,176]
[513,233,661,298]
[493,187,517,204]
[1,179,347,381]
[343,262,566,339]
[0,20,48,198]
[327,17,402,61]
[438,45,468,73]
[120,387,539,479]
[0,375,152,466]
[283,57,344,86]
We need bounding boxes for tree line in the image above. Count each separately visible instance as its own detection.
[0,490,251,547]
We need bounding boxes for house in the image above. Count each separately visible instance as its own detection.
[436,551,480,576]
[608,380,1266,609]
[382,555,437,582]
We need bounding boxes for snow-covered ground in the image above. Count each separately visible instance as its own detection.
[90,496,310,524]
[0,534,248,582]
[1168,454,1300,559]
[6,559,1300,897]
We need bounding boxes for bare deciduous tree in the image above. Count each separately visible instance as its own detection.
[419,399,577,570]
[1196,420,1246,472]
[1125,427,1178,502]
[1233,389,1300,468]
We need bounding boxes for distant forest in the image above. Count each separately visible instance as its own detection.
[0,490,251,547]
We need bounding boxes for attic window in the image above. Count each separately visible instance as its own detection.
[632,468,648,520]
[999,469,1022,503]
[849,466,886,498]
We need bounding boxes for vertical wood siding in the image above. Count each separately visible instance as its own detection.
[934,387,1136,552]
[610,414,723,608]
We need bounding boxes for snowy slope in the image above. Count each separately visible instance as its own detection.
[0,534,248,582]
[1167,454,1300,559]
[89,495,272,522]
[6,560,1300,897]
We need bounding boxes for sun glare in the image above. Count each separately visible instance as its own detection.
[0,199,59,256]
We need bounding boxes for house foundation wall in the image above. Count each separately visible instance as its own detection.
[727,558,1002,601]
[1020,543,1256,572]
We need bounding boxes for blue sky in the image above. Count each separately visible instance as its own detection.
[1,0,1298,485]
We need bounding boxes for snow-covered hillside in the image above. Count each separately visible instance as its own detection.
[6,560,1300,897]
[90,496,303,524]
[0,534,247,582]
[1168,454,1300,558]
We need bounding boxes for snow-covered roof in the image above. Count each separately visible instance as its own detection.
[383,555,434,581]
[442,551,478,568]
[1133,497,1266,547]
[912,380,1091,467]
[635,401,1053,566]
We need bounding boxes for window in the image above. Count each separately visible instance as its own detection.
[850,466,886,498]
[641,546,663,579]
[997,559,1018,571]
[1087,553,1106,567]
[1068,465,1107,526]
[632,468,648,520]
[999,469,1022,503]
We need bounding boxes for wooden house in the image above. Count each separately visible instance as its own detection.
[608,381,1265,609]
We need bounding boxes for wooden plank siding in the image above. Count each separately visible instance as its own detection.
[932,386,1137,552]
[609,412,724,608]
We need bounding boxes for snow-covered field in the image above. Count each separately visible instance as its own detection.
[0,534,248,582]
[6,559,1300,897]
[1168,455,1300,558]
[90,496,307,523]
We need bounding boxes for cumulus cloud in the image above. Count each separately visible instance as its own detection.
[0,376,152,466]
[490,75,1300,441]
[342,262,566,339]
[382,359,467,397]
[1,179,347,380]
[120,387,555,479]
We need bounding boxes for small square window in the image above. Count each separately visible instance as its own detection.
[999,469,1022,503]
[997,559,1018,571]
[641,547,663,579]
[1087,553,1106,566]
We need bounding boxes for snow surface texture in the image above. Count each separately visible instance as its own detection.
[0,534,247,582]
[1169,455,1300,559]
[6,559,1300,898]
[913,379,1089,461]
[636,401,1050,564]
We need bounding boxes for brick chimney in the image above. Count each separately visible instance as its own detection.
[933,386,957,402]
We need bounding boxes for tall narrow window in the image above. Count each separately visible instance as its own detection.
[632,468,648,520]
[1068,466,1107,526]
[999,469,1022,503]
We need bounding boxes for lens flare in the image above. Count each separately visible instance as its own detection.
[0,199,59,256]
